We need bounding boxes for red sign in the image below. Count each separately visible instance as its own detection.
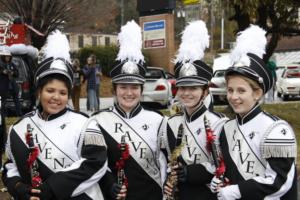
[144,39,165,48]
[0,24,27,45]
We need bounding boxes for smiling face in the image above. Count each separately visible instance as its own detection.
[176,86,207,115]
[115,83,142,112]
[226,75,263,117]
[39,79,69,116]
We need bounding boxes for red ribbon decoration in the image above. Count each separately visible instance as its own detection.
[25,126,42,188]
[115,143,130,187]
[26,146,39,167]
[32,176,42,188]
[206,128,215,153]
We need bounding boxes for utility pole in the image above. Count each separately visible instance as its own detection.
[210,0,214,53]
[221,8,224,49]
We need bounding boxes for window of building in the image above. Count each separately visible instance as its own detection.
[92,36,97,46]
[78,35,84,48]
[105,36,110,46]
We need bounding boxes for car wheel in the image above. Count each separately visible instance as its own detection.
[277,92,281,97]
[212,95,221,104]
[282,94,289,101]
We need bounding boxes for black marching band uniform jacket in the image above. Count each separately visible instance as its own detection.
[161,104,228,200]
[220,104,297,200]
[91,103,166,200]
[3,108,108,200]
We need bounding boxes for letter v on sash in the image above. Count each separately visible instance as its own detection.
[239,152,250,165]
[38,142,47,153]
[187,147,197,158]
[131,141,142,152]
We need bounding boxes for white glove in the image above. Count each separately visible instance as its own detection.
[210,176,222,193]
[217,185,241,200]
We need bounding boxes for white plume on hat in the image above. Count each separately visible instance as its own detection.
[43,30,71,62]
[230,24,266,66]
[116,20,144,63]
[175,20,209,63]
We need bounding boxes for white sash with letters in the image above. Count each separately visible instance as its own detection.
[95,111,162,187]
[169,118,210,165]
[14,117,77,172]
[224,121,266,180]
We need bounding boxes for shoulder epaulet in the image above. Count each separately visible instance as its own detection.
[262,111,280,121]
[224,118,235,125]
[91,106,113,116]
[261,120,296,159]
[210,111,226,118]
[68,108,89,118]
[13,110,36,125]
[169,111,184,120]
[142,107,164,116]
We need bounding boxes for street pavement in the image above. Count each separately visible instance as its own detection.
[79,97,114,114]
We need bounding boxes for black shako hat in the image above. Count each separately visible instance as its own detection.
[110,59,146,84]
[174,20,212,87]
[35,57,74,87]
[110,20,145,85]
[225,24,273,94]
[226,53,273,94]
[35,30,73,88]
[174,60,213,87]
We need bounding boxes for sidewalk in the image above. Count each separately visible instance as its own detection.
[79,97,114,113]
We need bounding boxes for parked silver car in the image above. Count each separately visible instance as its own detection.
[209,69,227,103]
[142,67,172,108]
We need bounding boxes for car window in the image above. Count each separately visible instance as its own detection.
[166,72,175,79]
[145,69,164,79]
[284,68,300,78]
[11,57,27,81]
[214,70,226,77]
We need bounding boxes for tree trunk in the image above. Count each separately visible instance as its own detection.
[264,33,280,62]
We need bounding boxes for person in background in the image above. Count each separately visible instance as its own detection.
[82,56,100,113]
[71,58,82,111]
[162,20,228,200]
[210,25,297,200]
[90,54,102,110]
[0,46,22,117]
[0,94,6,169]
[2,30,107,200]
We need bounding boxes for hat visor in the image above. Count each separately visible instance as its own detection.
[175,78,208,87]
[176,81,206,87]
[225,67,265,92]
[35,69,73,87]
[225,67,259,82]
[112,78,144,85]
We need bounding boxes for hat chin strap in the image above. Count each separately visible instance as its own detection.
[189,93,206,109]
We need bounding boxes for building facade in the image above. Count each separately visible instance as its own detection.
[66,32,118,52]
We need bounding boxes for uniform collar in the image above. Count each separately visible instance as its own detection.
[184,104,207,123]
[37,105,68,121]
[236,104,262,125]
[114,102,142,119]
